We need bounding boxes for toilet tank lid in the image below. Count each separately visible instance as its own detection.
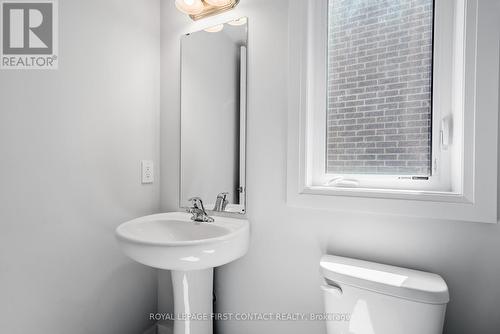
[320,255,449,304]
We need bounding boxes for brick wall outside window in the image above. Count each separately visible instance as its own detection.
[326,0,434,175]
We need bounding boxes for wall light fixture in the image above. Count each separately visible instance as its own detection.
[175,0,240,21]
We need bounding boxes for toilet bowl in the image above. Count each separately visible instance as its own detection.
[320,255,449,334]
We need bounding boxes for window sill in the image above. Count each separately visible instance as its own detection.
[287,183,496,224]
[301,186,467,204]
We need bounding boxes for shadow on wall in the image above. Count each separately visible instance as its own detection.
[81,262,157,334]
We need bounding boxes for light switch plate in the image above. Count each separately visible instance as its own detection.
[141,160,154,184]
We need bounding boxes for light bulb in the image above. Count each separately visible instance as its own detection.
[204,24,224,33]
[175,0,204,15]
[228,17,247,26]
[204,0,232,7]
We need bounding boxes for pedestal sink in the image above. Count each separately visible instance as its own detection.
[115,212,249,334]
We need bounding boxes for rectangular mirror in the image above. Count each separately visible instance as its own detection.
[180,18,248,214]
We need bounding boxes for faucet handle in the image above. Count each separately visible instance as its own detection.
[213,192,230,212]
[186,197,213,223]
[188,197,206,212]
[217,192,229,200]
[188,197,202,205]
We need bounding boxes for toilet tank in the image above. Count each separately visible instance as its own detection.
[320,255,449,334]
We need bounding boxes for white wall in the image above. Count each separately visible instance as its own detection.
[160,0,500,334]
[0,0,160,333]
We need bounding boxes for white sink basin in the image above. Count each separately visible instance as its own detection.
[116,212,249,271]
[116,212,250,334]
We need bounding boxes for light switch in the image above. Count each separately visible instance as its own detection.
[141,160,154,184]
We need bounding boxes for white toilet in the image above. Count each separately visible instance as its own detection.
[320,255,449,334]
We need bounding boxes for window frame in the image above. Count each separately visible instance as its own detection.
[308,0,454,193]
[287,0,499,223]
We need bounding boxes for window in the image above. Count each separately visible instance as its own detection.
[326,0,434,177]
[307,0,458,193]
[287,0,499,223]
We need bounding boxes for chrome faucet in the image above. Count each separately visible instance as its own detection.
[213,192,229,212]
[187,197,214,223]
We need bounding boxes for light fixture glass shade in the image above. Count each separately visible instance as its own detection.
[204,24,224,33]
[175,0,204,15]
[204,0,232,7]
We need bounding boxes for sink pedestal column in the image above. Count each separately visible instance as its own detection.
[171,269,214,334]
